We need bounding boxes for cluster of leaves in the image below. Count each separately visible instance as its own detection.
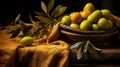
[70,40,101,60]
[6,14,48,38]
[33,0,67,28]
[7,0,67,38]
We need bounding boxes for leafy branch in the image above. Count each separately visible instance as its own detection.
[32,0,67,27]
[28,0,68,38]
[7,0,68,38]
[70,40,101,60]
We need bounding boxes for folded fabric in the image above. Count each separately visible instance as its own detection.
[11,40,69,67]
[0,29,21,67]
[0,23,70,67]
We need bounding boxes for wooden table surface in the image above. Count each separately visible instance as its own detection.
[68,41,120,67]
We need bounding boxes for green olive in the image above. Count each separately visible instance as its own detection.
[20,36,33,46]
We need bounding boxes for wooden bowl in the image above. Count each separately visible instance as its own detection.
[59,24,118,34]
[60,24,119,43]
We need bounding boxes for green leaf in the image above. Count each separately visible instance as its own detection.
[41,1,47,14]
[15,13,21,23]
[88,40,101,51]
[70,42,83,49]
[31,24,44,36]
[83,41,90,58]
[29,14,38,26]
[77,45,83,60]
[51,5,62,17]
[35,15,51,22]
[19,20,27,29]
[54,6,67,17]
[19,20,33,35]
[76,42,85,60]
[84,41,90,53]
[47,0,55,13]
[34,11,47,16]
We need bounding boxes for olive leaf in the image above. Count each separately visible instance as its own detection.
[70,42,83,49]
[29,14,38,26]
[19,20,28,29]
[15,13,21,23]
[88,40,101,51]
[47,0,54,13]
[19,20,33,36]
[10,13,21,25]
[51,5,63,17]
[54,6,67,17]
[74,40,101,60]
[30,24,44,37]
[83,41,90,58]
[34,11,47,16]
[84,41,90,53]
[35,15,51,22]
[41,1,47,14]
[33,0,67,37]
[77,44,84,60]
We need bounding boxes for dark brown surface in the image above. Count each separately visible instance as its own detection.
[61,29,119,43]
[68,42,120,67]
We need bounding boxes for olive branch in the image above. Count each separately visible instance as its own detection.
[70,40,101,60]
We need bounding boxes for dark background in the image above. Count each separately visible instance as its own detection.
[0,0,120,25]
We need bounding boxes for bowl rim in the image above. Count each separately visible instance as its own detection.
[60,29,119,37]
[59,24,118,34]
